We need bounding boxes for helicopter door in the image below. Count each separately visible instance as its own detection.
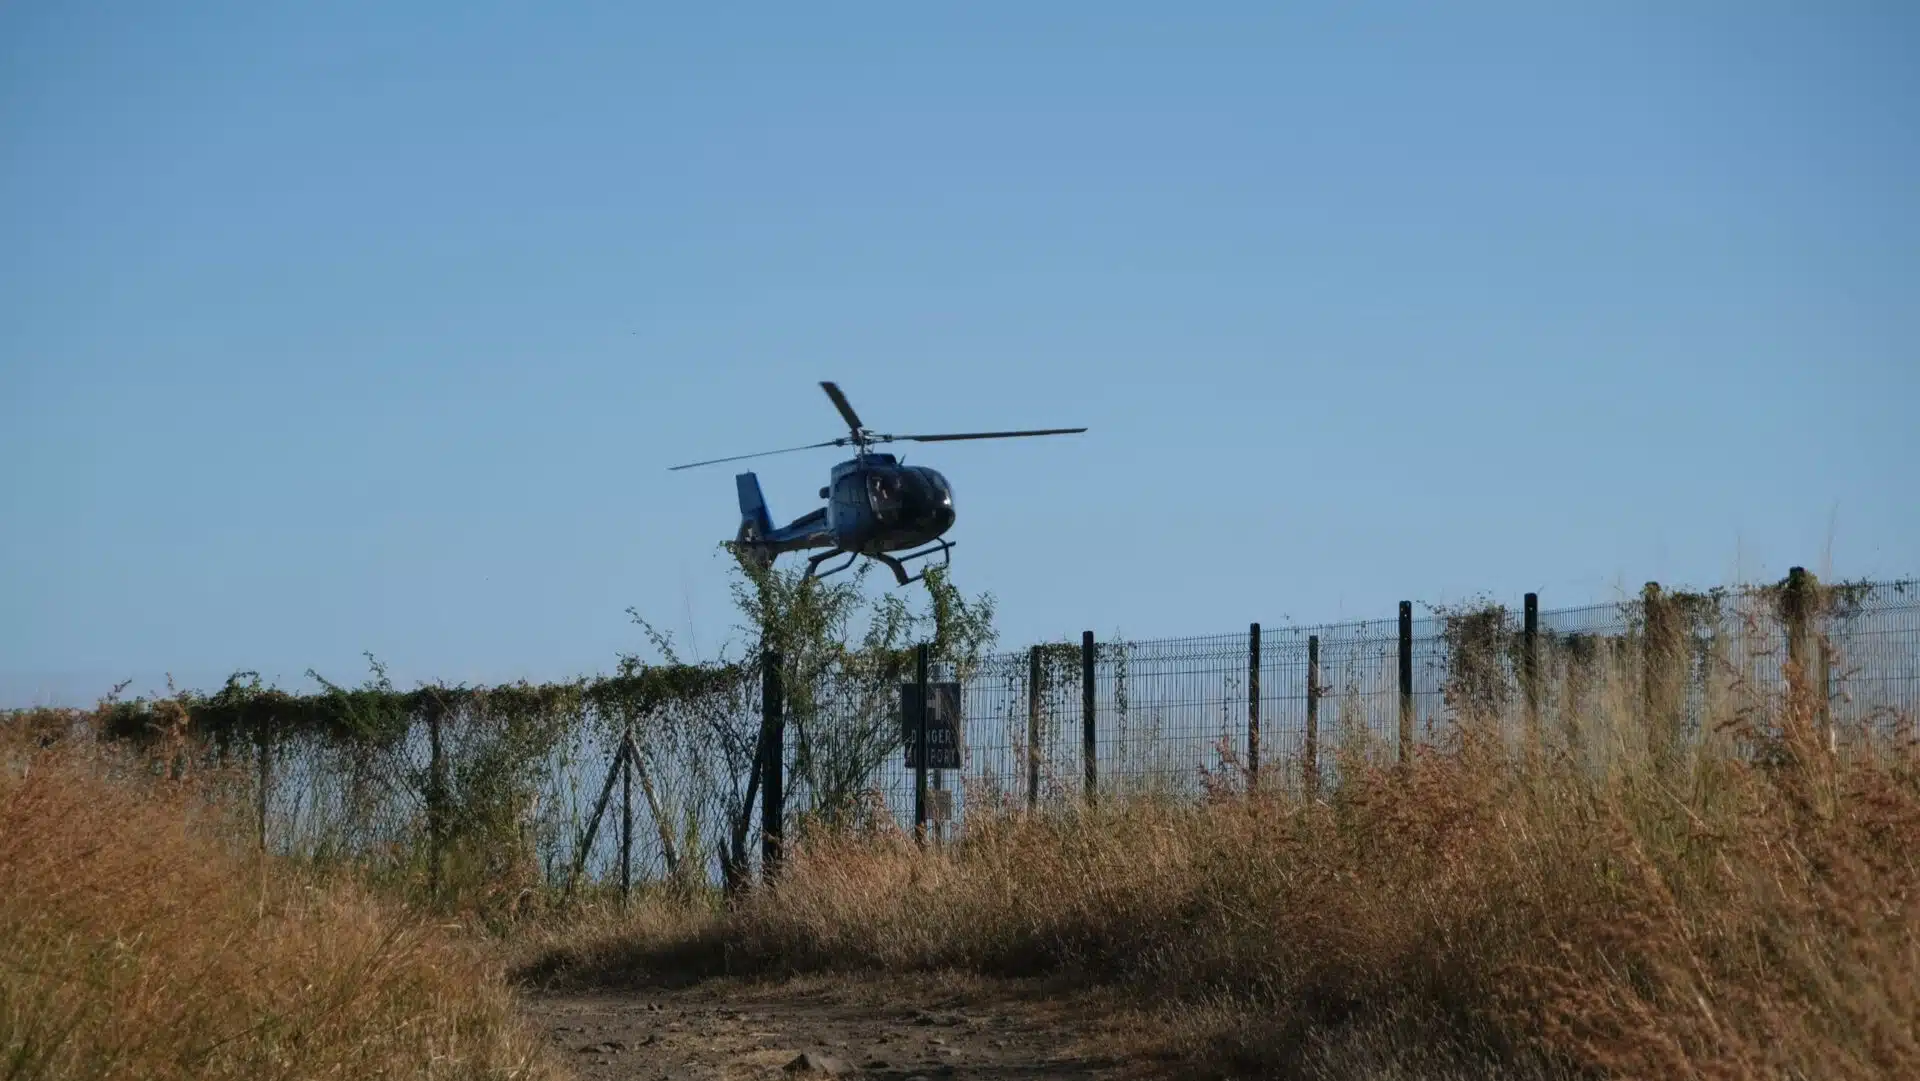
[826,472,869,534]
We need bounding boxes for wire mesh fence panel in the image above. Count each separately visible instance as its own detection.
[1020,643,1090,812]
[1410,614,1451,747]
[1310,618,1405,773]
[1824,583,1919,742]
[790,670,918,838]
[953,650,1032,821]
[1256,627,1310,781]
[530,716,618,885]
[33,576,1917,891]
[1095,632,1250,802]
[690,664,779,884]
[1533,600,1634,752]
[265,725,427,871]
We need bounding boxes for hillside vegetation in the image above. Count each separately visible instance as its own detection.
[0,723,562,1081]
[525,646,1920,1080]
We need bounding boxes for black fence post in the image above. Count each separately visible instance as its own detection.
[1306,634,1320,798]
[1398,601,1414,769]
[914,643,930,844]
[759,651,782,882]
[1523,592,1541,754]
[620,723,633,908]
[1247,622,1261,787]
[1082,631,1096,806]
[1782,566,1832,752]
[1027,645,1041,812]
[1641,581,1686,772]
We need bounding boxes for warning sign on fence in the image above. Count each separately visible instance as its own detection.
[901,681,963,769]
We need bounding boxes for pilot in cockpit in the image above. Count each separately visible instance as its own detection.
[869,472,901,512]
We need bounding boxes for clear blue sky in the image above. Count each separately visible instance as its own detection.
[4,3,1915,706]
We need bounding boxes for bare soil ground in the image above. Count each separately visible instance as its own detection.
[516,974,1187,1081]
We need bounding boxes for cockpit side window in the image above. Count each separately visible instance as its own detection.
[868,472,902,513]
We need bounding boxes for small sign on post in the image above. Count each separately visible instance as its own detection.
[902,681,963,769]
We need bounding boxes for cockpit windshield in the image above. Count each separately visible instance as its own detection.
[923,469,952,505]
[868,467,952,522]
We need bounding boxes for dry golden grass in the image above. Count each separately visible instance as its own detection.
[0,730,566,1081]
[528,655,1920,1080]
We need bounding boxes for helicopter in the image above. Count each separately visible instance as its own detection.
[669,381,1086,586]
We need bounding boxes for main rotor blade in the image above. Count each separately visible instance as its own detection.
[885,427,1087,443]
[820,381,864,435]
[668,439,842,471]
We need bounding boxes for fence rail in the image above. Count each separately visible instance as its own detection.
[11,572,1917,900]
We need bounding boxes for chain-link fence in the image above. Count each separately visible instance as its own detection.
[252,696,644,892]
[25,576,1916,896]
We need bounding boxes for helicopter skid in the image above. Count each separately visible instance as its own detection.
[801,539,955,587]
[806,548,861,580]
[877,539,955,586]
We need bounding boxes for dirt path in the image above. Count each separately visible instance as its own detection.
[517,973,1178,1081]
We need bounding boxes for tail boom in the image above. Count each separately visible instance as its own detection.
[730,471,831,570]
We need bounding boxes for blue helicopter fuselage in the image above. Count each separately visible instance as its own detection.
[825,454,955,554]
[736,453,955,559]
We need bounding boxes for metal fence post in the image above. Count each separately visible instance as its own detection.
[1783,567,1832,752]
[1641,581,1685,771]
[620,722,633,907]
[914,643,930,844]
[1524,592,1541,754]
[762,648,784,882]
[1247,622,1260,786]
[566,734,627,900]
[1306,634,1320,798]
[1082,631,1096,806]
[1398,601,1414,769]
[1027,645,1041,812]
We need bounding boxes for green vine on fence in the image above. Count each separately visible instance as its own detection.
[13,566,1911,910]
[68,642,758,916]
[1430,598,1520,726]
[88,653,750,752]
